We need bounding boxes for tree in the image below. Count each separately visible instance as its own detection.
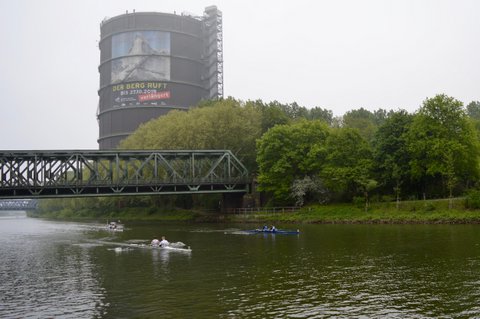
[372,109,413,207]
[373,109,388,126]
[256,120,331,205]
[321,127,375,205]
[278,102,309,120]
[406,94,480,201]
[291,176,328,206]
[308,107,334,125]
[466,101,480,120]
[245,99,291,133]
[342,108,377,141]
[120,98,262,172]
[466,101,480,138]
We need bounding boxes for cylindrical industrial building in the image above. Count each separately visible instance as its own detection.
[97,6,223,149]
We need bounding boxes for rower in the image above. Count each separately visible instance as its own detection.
[159,236,170,247]
[151,237,160,246]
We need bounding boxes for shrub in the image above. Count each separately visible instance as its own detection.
[352,196,365,208]
[465,190,480,209]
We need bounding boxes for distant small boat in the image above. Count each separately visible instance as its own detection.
[106,221,124,232]
[246,228,300,235]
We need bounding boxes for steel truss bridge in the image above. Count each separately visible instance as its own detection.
[0,150,250,199]
[0,199,38,210]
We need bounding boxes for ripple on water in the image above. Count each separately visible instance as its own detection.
[0,219,106,319]
[3,219,480,318]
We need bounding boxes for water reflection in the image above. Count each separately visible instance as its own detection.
[0,214,106,318]
[150,248,171,280]
[151,247,170,264]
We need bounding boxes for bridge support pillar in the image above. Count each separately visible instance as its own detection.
[221,193,244,213]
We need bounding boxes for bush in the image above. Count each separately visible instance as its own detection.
[352,196,365,208]
[423,202,436,211]
[381,195,395,202]
[465,190,480,209]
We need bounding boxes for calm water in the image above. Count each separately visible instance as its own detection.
[2,212,480,318]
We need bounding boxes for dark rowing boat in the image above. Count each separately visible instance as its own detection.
[246,229,300,235]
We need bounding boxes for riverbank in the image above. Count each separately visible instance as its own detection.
[28,197,480,224]
[231,201,480,224]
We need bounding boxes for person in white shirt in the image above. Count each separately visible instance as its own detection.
[159,236,170,247]
[151,237,160,246]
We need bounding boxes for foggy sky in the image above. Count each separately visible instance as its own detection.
[0,0,478,150]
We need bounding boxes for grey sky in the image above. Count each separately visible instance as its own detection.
[0,0,478,150]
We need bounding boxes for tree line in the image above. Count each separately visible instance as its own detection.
[37,95,480,214]
[119,94,480,208]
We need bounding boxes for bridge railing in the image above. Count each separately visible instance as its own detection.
[0,150,250,198]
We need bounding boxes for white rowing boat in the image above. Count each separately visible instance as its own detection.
[94,240,192,252]
[106,221,124,232]
[132,242,192,253]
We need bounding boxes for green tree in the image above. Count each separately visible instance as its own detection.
[466,101,480,138]
[373,109,389,126]
[466,101,480,120]
[372,109,413,207]
[256,120,330,205]
[406,94,480,201]
[308,107,334,125]
[342,108,377,141]
[245,99,291,133]
[321,127,375,205]
[120,98,262,172]
[278,101,309,120]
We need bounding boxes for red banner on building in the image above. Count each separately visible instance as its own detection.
[138,91,171,102]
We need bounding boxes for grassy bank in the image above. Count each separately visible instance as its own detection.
[28,206,203,222]
[230,198,480,224]
[29,197,480,224]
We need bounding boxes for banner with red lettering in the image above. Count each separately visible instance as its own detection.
[112,81,171,106]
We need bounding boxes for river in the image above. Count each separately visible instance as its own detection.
[1,212,480,318]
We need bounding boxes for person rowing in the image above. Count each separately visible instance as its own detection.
[159,236,170,247]
[151,237,160,246]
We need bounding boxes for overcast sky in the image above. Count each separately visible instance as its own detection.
[0,0,478,150]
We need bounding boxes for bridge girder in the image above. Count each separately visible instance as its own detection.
[0,150,250,198]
